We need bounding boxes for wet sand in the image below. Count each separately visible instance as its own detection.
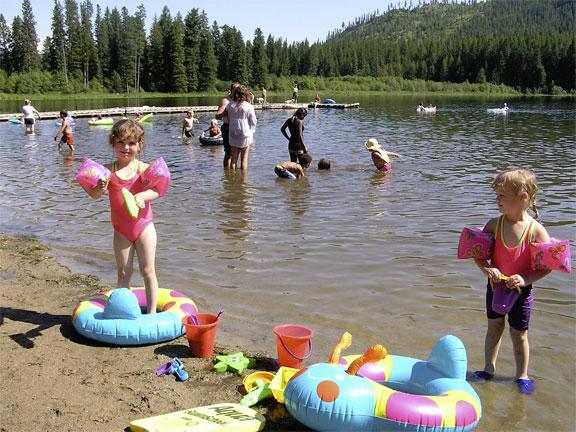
[0,233,304,432]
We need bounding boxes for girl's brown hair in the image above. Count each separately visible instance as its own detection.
[109,119,145,148]
[492,169,541,220]
[232,85,250,102]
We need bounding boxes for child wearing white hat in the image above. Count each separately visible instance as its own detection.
[206,119,222,137]
[365,138,400,172]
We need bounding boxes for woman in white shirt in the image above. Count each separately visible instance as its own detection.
[22,99,41,133]
[227,85,257,170]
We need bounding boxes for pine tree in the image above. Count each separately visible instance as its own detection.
[15,0,41,72]
[133,5,146,92]
[219,26,247,83]
[47,0,67,83]
[64,0,83,79]
[147,16,165,91]
[168,14,187,92]
[94,5,109,85]
[251,28,268,88]
[79,0,99,87]
[183,9,202,92]
[0,14,13,73]
[107,8,123,89]
[197,13,217,92]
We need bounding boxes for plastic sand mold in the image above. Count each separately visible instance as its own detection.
[269,366,298,403]
[243,371,276,393]
[129,403,265,432]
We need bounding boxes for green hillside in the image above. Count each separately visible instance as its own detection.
[333,0,574,41]
[312,0,575,92]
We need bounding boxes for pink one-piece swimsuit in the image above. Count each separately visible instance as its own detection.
[108,164,153,242]
[491,215,534,277]
[371,149,392,171]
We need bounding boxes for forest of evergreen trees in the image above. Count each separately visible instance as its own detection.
[0,0,573,95]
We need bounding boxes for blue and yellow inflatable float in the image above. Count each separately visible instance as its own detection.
[72,287,197,345]
[283,334,481,431]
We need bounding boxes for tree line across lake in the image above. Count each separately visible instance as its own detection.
[1,0,574,96]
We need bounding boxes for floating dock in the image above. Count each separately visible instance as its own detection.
[0,101,358,122]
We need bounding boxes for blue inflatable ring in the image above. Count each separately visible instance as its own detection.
[72,287,198,345]
[284,335,482,431]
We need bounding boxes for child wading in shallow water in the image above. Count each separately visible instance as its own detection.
[274,153,313,179]
[54,110,74,152]
[364,138,400,172]
[182,110,199,139]
[88,119,168,314]
[472,169,551,394]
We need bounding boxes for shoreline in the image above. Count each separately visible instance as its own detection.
[0,233,303,431]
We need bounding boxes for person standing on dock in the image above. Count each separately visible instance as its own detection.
[261,87,267,104]
[216,82,241,169]
[292,83,299,103]
[22,99,41,134]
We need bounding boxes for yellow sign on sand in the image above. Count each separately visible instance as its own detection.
[130,403,265,432]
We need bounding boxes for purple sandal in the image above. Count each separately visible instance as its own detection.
[516,378,534,394]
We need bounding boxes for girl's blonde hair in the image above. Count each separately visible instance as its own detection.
[492,169,540,220]
[109,119,145,148]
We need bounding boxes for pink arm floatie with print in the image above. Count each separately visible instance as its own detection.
[141,157,171,197]
[530,239,571,273]
[457,227,494,260]
[76,157,111,193]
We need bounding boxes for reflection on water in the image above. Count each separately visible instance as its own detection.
[0,96,575,431]
[219,170,254,242]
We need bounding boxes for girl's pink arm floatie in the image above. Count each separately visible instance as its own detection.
[530,239,572,273]
[457,227,494,260]
[141,157,171,197]
[76,157,111,193]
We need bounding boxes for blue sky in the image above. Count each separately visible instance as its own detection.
[4,0,398,44]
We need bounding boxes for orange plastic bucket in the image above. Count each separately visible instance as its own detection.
[182,312,219,358]
[273,324,314,368]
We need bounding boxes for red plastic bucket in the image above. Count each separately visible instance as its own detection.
[182,312,219,358]
[273,324,314,368]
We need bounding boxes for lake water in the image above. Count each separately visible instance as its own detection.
[1,95,574,431]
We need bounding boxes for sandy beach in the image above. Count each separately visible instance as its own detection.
[0,233,303,432]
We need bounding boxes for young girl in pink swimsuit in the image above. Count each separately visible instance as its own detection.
[88,119,167,314]
[473,169,551,394]
[364,138,401,172]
